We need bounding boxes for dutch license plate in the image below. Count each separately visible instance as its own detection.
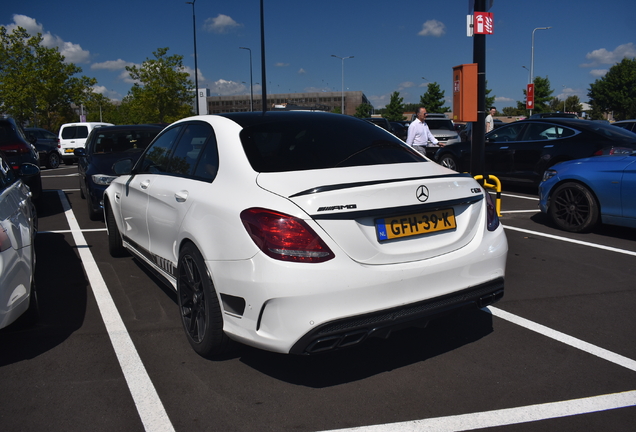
[65,148,74,153]
[376,208,456,242]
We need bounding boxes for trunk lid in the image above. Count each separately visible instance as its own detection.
[256,162,485,265]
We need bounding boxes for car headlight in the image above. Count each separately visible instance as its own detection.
[542,169,557,182]
[92,174,117,185]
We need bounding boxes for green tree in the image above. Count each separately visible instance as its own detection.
[549,95,583,114]
[419,82,449,113]
[331,106,342,114]
[588,58,636,120]
[0,26,96,130]
[382,91,405,122]
[516,76,553,114]
[354,103,372,118]
[485,80,495,110]
[124,47,194,124]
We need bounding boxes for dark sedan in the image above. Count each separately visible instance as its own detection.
[75,124,163,220]
[434,118,636,186]
[25,127,61,169]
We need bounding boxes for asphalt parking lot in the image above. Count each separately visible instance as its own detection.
[1,165,635,432]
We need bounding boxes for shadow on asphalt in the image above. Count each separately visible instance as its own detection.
[0,232,88,366]
[236,307,493,388]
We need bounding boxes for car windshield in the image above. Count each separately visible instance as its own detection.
[235,113,425,172]
[425,119,454,131]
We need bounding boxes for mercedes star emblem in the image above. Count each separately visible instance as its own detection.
[416,185,429,202]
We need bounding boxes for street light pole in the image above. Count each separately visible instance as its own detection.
[530,26,551,116]
[239,47,254,112]
[186,0,199,115]
[331,55,353,114]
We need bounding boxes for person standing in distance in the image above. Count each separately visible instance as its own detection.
[406,107,443,149]
[485,107,497,133]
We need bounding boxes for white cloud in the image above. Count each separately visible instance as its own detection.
[495,97,515,103]
[418,20,446,37]
[590,69,608,78]
[4,14,90,63]
[275,62,290,67]
[92,59,136,71]
[203,14,242,34]
[210,79,247,96]
[298,68,306,74]
[581,43,636,67]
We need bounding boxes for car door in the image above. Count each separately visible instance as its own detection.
[621,158,636,220]
[146,121,216,267]
[484,122,527,176]
[120,125,183,254]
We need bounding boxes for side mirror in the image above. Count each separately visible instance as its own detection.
[18,163,41,177]
[74,148,86,157]
[112,158,133,176]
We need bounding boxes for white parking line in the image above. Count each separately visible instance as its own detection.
[504,225,636,257]
[487,307,636,372]
[57,191,175,432]
[322,391,636,432]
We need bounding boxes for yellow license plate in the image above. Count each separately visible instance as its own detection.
[65,148,74,153]
[376,208,456,241]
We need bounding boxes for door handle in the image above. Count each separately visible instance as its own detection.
[175,191,188,202]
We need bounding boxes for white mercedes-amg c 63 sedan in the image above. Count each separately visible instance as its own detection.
[104,112,507,357]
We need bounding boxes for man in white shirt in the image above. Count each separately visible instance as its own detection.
[406,107,443,148]
[485,107,497,133]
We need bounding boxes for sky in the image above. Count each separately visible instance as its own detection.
[2,1,635,111]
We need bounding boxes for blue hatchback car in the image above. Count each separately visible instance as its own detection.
[75,125,163,220]
[539,151,636,232]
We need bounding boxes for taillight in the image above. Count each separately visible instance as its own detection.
[240,208,334,263]
[485,192,500,232]
[0,228,12,252]
[1,141,31,155]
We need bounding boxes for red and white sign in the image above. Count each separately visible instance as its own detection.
[474,12,494,35]
[526,84,535,109]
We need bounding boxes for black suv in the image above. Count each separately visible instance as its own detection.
[0,116,42,199]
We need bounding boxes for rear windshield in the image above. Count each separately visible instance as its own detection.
[61,126,89,139]
[238,114,425,172]
[87,129,160,154]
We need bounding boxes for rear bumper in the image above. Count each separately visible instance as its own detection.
[205,223,507,354]
[290,278,503,354]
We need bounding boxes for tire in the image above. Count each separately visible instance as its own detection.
[20,280,40,326]
[87,195,102,221]
[105,204,127,257]
[438,154,458,171]
[178,243,230,358]
[47,152,61,169]
[548,182,599,233]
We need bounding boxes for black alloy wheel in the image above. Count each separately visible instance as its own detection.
[548,182,600,233]
[105,204,127,257]
[47,152,61,169]
[178,243,229,357]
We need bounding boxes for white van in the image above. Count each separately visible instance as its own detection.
[58,122,113,165]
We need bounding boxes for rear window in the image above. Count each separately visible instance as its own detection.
[239,115,425,172]
[61,126,89,139]
[88,129,160,154]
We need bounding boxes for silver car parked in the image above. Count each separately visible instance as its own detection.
[0,151,39,329]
